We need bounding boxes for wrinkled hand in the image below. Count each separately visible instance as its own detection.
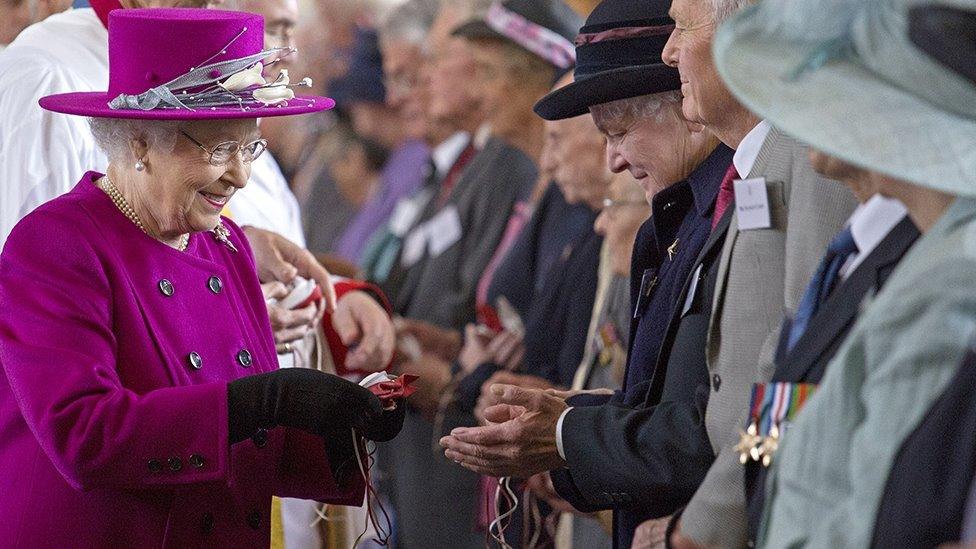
[331,291,395,372]
[475,371,556,424]
[394,317,462,362]
[262,282,317,354]
[526,472,576,514]
[392,353,454,420]
[440,384,567,477]
[458,324,492,374]
[632,516,671,549]
[244,226,337,313]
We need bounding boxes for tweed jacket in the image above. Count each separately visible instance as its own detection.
[0,173,363,547]
[679,127,857,545]
[760,197,976,548]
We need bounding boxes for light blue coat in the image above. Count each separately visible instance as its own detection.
[760,197,976,548]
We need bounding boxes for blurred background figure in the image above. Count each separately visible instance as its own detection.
[0,0,72,48]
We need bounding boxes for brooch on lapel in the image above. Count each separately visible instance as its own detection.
[212,222,238,253]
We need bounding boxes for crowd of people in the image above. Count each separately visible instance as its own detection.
[1,0,975,548]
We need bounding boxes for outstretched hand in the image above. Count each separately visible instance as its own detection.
[439,383,567,478]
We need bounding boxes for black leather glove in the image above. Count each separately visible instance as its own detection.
[227,368,383,444]
[360,400,406,442]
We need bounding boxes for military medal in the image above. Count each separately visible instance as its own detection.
[739,382,816,467]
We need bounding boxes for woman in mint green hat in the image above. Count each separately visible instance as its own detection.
[711,0,976,546]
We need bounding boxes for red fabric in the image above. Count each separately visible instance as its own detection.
[322,280,393,377]
[435,142,478,208]
[712,163,739,230]
[89,0,122,29]
[367,374,418,408]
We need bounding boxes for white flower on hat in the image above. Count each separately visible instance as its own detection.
[219,63,266,91]
[253,85,295,105]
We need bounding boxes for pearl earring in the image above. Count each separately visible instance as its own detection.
[135,159,145,172]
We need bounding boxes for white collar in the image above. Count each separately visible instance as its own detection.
[732,119,772,177]
[848,194,908,260]
[431,131,470,177]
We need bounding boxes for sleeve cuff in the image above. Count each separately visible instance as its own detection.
[556,406,573,460]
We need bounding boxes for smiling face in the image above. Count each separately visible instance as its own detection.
[129,118,258,237]
[661,0,737,129]
[590,93,699,203]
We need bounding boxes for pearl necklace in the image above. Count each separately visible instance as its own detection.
[97,176,190,252]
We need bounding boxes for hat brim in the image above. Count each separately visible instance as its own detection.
[714,5,976,196]
[38,92,335,120]
[533,63,680,120]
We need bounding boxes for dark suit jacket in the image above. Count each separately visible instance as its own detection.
[744,217,920,543]
[550,146,735,548]
[455,185,601,409]
[394,137,537,329]
[870,343,976,548]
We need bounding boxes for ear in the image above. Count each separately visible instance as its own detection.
[128,137,150,163]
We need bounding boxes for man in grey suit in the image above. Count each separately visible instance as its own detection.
[661,0,857,546]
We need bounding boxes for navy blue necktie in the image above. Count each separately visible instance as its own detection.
[787,227,859,350]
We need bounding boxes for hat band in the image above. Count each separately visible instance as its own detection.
[485,2,576,69]
[574,32,672,76]
[575,24,674,47]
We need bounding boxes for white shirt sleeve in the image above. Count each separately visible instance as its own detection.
[555,406,573,460]
[0,51,107,249]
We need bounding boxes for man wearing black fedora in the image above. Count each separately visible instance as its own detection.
[441,0,739,545]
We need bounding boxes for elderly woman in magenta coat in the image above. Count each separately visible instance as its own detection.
[0,8,403,546]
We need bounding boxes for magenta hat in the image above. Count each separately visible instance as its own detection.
[39,8,335,120]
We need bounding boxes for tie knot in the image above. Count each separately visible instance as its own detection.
[828,227,858,257]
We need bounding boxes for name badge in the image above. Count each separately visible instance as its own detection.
[681,264,703,317]
[400,225,429,268]
[733,177,772,230]
[426,206,463,258]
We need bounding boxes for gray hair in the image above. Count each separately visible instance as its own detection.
[380,0,440,46]
[590,90,683,125]
[88,118,180,162]
[709,0,754,24]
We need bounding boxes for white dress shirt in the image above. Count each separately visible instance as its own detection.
[0,8,108,250]
[839,194,908,279]
[732,119,772,178]
[228,150,306,247]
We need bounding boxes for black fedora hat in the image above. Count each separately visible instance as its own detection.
[452,0,582,71]
[909,5,976,85]
[533,0,679,120]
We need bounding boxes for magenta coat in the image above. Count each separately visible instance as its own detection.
[0,172,364,546]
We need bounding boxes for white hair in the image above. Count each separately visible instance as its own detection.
[88,118,180,162]
[590,90,683,125]
[380,0,440,46]
[709,0,754,23]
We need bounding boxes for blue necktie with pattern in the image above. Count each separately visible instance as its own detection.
[787,226,859,350]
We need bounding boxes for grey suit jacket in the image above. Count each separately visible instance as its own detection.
[678,127,857,546]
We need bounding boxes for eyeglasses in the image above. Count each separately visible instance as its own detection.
[181,130,268,166]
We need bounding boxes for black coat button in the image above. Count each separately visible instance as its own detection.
[246,511,261,530]
[712,374,722,392]
[207,276,223,294]
[147,459,162,473]
[188,352,203,370]
[189,454,205,469]
[201,512,215,534]
[168,457,183,472]
[252,428,268,448]
[158,279,175,296]
[237,349,252,368]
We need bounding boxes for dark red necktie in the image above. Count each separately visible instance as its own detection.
[711,163,739,230]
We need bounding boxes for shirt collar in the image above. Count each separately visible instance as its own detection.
[848,194,909,257]
[687,143,736,217]
[732,120,772,177]
[431,132,470,177]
